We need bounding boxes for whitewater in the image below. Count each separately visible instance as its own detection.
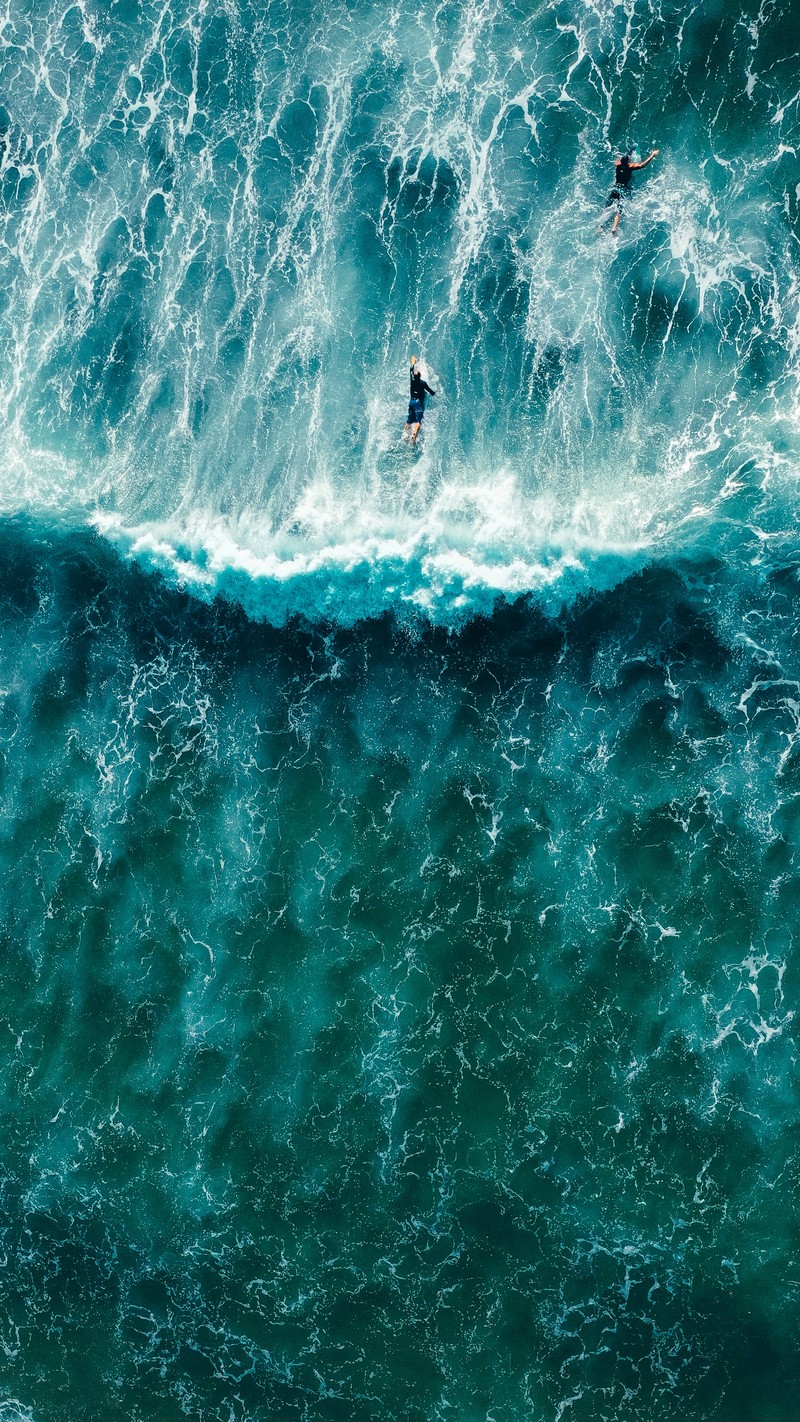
[2,0,799,622]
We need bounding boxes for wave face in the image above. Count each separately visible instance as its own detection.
[1,0,799,621]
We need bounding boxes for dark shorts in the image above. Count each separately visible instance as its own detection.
[606,188,622,206]
[407,398,424,424]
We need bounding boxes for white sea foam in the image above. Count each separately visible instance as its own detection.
[92,473,656,625]
[0,0,799,632]
[0,1404,36,1422]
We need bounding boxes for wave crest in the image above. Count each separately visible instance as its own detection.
[95,475,653,625]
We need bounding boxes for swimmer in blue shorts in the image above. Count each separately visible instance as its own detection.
[403,356,437,444]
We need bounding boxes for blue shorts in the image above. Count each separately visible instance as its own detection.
[407,398,424,425]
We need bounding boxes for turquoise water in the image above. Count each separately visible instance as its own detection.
[1,1,800,1418]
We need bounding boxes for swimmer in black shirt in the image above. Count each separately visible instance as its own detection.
[603,148,660,232]
[615,149,659,189]
[403,356,437,444]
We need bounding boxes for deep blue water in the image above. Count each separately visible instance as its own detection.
[1,1,800,1418]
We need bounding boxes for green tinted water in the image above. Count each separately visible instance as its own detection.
[0,525,798,1419]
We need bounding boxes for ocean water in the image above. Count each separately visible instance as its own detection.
[1,0,800,1418]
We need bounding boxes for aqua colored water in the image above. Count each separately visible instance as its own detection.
[1,1,800,1418]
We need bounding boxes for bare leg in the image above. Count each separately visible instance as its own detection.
[410,422,421,444]
[612,209,620,234]
[403,423,411,441]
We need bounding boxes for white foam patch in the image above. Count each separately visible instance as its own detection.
[93,471,655,625]
[0,1404,37,1422]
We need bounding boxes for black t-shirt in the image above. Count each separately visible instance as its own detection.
[615,155,633,188]
[410,366,435,405]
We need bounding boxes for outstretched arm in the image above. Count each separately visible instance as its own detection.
[422,380,437,396]
[631,149,659,170]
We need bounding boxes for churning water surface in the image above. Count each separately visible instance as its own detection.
[1,1,800,1419]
